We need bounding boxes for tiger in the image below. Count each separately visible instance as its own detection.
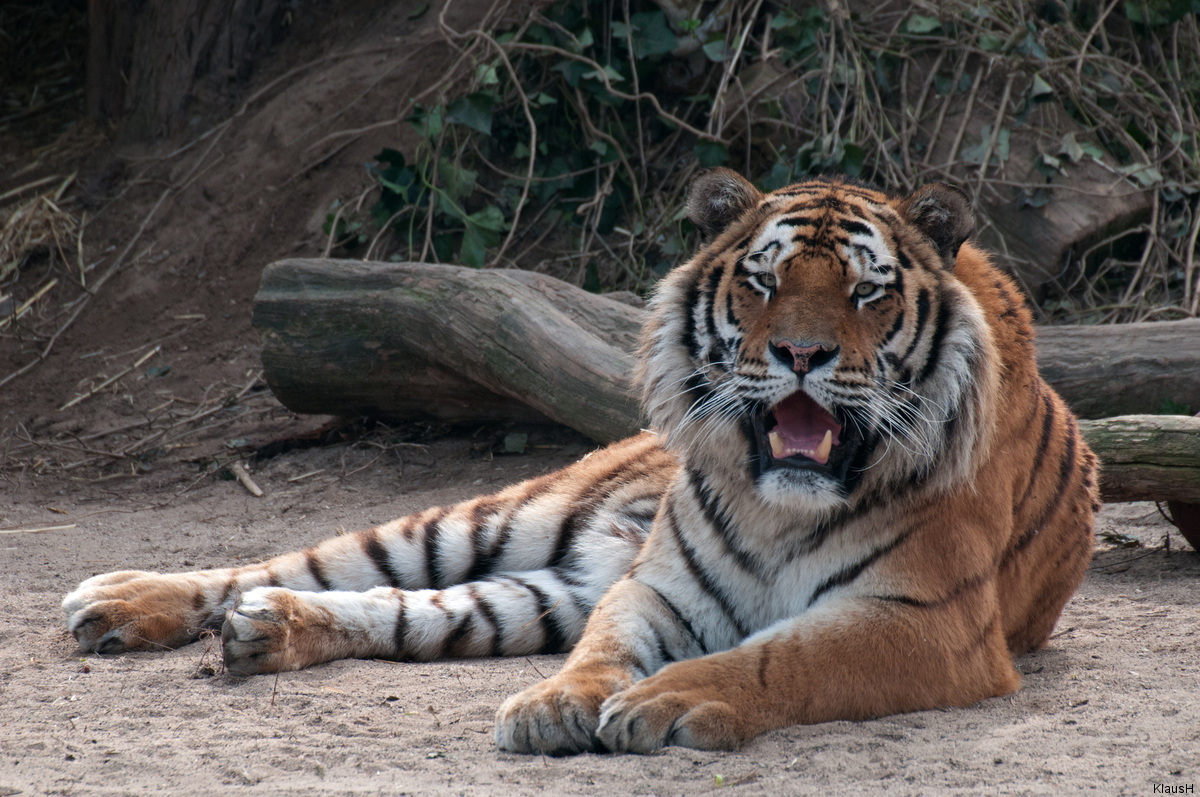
[63,168,1098,756]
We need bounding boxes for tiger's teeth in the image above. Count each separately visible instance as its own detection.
[816,429,833,462]
[769,431,786,459]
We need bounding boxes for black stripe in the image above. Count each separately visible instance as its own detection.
[1014,391,1055,514]
[807,527,914,608]
[898,288,932,365]
[915,290,953,384]
[872,571,992,609]
[838,218,873,237]
[680,268,705,362]
[393,590,408,659]
[757,645,772,689]
[1015,415,1079,553]
[468,585,502,657]
[703,265,724,351]
[463,499,503,582]
[880,294,906,347]
[552,456,655,568]
[516,579,568,654]
[423,508,449,588]
[475,477,554,578]
[361,528,402,588]
[961,613,1002,658]
[445,613,476,658]
[665,502,748,638]
[688,468,763,576]
[646,584,708,654]
[305,550,333,591]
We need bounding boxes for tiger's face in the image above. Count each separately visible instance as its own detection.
[640,169,998,512]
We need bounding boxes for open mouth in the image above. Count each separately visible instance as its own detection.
[750,390,861,483]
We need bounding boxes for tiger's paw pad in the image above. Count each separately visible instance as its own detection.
[220,588,299,675]
[597,687,743,753]
[495,673,625,756]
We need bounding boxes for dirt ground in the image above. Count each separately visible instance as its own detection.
[0,449,1197,796]
[1,1,1198,794]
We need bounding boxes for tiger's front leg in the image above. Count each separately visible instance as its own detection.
[494,577,713,755]
[497,582,1021,755]
[596,596,1020,753]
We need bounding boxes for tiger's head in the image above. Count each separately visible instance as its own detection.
[639,168,1001,514]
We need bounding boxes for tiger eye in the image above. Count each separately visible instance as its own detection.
[758,273,777,288]
[854,282,877,297]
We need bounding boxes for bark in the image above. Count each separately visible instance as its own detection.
[253,259,644,443]
[1079,416,1200,504]
[87,0,287,140]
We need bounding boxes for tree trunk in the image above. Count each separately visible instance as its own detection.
[87,0,287,140]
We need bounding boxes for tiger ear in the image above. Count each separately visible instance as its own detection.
[898,183,974,268]
[687,167,762,240]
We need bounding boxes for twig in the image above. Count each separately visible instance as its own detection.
[0,524,76,535]
[59,345,161,411]
[229,461,265,498]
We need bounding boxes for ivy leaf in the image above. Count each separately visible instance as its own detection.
[460,228,487,268]
[408,104,444,140]
[1058,132,1085,163]
[978,33,1005,51]
[467,205,506,234]
[437,159,477,201]
[841,142,865,177]
[1118,163,1164,188]
[628,11,678,58]
[375,148,406,169]
[1029,74,1053,99]
[904,15,941,33]
[702,38,733,62]
[694,140,728,168]
[446,92,495,135]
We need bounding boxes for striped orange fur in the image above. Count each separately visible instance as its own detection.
[65,169,1097,755]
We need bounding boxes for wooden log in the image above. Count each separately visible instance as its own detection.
[1079,415,1200,504]
[253,259,644,443]
[1033,319,1200,418]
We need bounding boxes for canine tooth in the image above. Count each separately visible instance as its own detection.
[816,429,833,462]
[769,431,786,458]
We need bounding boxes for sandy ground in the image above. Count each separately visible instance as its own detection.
[1,436,1197,797]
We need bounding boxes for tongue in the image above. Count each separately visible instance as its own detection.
[767,392,842,465]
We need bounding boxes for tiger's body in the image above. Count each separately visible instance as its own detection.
[65,169,1098,755]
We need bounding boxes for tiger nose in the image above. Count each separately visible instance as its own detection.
[769,340,839,374]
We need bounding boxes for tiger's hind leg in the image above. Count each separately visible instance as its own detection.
[63,433,674,665]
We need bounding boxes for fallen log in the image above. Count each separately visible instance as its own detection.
[253,259,1200,502]
[1080,416,1200,504]
[253,259,644,443]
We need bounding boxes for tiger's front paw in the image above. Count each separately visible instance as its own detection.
[596,663,751,753]
[63,571,208,653]
[221,588,326,675]
[494,668,631,756]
